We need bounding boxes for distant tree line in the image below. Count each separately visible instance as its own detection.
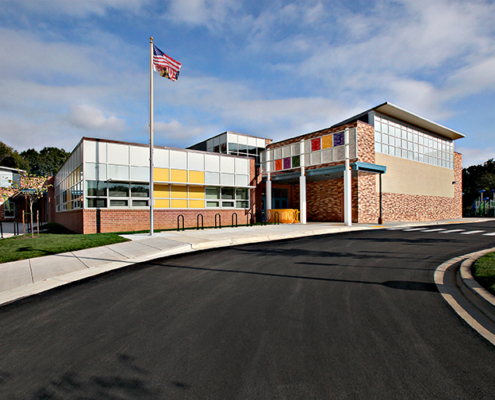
[0,141,70,177]
[463,159,495,210]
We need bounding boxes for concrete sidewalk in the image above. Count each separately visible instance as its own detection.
[0,218,489,307]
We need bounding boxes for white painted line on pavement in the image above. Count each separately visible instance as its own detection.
[421,229,447,232]
[483,232,495,236]
[440,229,465,233]
[461,230,485,235]
[403,228,428,231]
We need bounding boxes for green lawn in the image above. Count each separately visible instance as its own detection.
[0,231,129,264]
[472,252,495,296]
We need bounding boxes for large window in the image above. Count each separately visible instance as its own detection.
[206,186,249,209]
[86,181,149,208]
[374,114,454,169]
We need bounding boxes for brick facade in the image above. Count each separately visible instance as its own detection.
[267,120,462,223]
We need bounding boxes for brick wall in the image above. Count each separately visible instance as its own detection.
[357,151,463,223]
[54,209,84,233]
[82,208,255,234]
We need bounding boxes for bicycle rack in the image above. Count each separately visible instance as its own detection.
[246,211,253,227]
[232,213,238,228]
[177,214,185,231]
[215,213,222,229]
[274,211,280,225]
[197,214,204,230]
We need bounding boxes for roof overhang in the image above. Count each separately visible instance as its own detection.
[266,162,386,183]
[374,102,465,141]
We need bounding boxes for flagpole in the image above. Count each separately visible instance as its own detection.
[149,36,154,236]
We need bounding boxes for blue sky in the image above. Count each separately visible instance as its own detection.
[0,0,494,167]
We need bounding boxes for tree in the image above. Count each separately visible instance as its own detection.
[0,141,29,171]
[10,174,52,238]
[20,147,70,177]
[462,159,495,209]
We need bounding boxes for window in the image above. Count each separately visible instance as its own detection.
[87,180,107,197]
[109,182,129,197]
[4,200,14,218]
[131,183,149,197]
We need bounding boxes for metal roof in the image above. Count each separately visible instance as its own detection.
[332,102,465,141]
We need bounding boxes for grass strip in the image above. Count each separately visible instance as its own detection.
[472,252,495,296]
[0,232,128,264]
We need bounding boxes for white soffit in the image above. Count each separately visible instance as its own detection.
[375,103,465,140]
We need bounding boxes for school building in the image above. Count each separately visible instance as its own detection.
[33,102,463,233]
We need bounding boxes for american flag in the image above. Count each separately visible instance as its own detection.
[153,44,181,81]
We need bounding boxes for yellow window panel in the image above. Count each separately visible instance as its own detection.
[322,135,333,149]
[153,184,169,198]
[189,186,205,199]
[153,168,169,182]
[189,170,205,184]
[154,199,169,208]
[171,169,187,183]
[171,199,188,208]
[189,200,205,208]
[171,185,187,198]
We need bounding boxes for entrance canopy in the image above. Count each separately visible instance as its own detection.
[265,161,386,183]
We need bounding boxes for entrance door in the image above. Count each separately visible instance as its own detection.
[273,188,289,209]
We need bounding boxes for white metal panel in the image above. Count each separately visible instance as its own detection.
[85,163,107,181]
[107,143,129,165]
[221,173,235,186]
[205,171,220,184]
[238,135,248,145]
[154,148,169,168]
[256,138,265,148]
[169,150,187,169]
[130,146,149,167]
[221,156,235,173]
[235,175,249,186]
[247,137,256,147]
[227,133,237,144]
[188,152,204,171]
[205,154,220,171]
[130,166,149,181]
[108,164,129,180]
[235,158,248,175]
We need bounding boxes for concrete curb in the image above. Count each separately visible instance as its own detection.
[434,249,495,346]
[1,218,492,309]
[458,248,495,324]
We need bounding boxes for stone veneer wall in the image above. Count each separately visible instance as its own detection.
[357,151,463,223]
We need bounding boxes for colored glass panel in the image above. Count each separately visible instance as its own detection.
[311,138,321,151]
[275,159,283,171]
[189,200,205,208]
[153,168,169,181]
[189,171,205,184]
[333,132,344,146]
[189,186,205,199]
[292,155,300,168]
[283,157,291,169]
[153,184,169,197]
[171,199,188,208]
[171,169,187,182]
[171,185,187,198]
[154,199,169,208]
[322,135,333,149]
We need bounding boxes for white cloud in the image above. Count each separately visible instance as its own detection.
[457,146,495,168]
[1,0,151,17]
[67,105,126,132]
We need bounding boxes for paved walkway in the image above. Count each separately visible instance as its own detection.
[0,218,490,308]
